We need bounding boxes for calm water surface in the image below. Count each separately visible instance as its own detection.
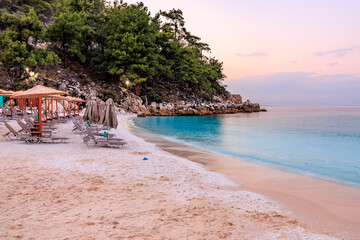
[132,106,360,186]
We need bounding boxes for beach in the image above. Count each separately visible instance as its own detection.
[0,115,356,239]
[131,126,360,238]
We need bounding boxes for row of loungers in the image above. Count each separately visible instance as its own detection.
[0,107,69,122]
[72,117,126,148]
[2,119,69,144]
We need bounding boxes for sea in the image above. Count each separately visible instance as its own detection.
[132,106,360,187]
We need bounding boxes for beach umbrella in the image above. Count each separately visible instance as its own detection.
[99,98,118,129]
[83,100,97,123]
[12,85,68,136]
[0,89,14,97]
[47,95,68,120]
[68,97,85,116]
[98,100,106,120]
[0,90,14,109]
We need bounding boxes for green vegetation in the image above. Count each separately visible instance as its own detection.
[98,89,118,102]
[0,8,60,66]
[0,0,227,102]
[0,0,56,22]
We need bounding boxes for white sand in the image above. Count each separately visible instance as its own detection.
[0,115,339,239]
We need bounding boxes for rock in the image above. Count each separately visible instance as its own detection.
[213,96,223,102]
[59,83,67,91]
[149,102,157,114]
[244,99,251,105]
[36,73,44,81]
[137,112,146,117]
[232,94,242,104]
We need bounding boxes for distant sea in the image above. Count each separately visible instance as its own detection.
[132,106,360,187]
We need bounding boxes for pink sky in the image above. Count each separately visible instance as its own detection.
[125,0,360,105]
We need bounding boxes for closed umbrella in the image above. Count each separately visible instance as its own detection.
[93,99,102,123]
[83,100,96,123]
[99,98,118,139]
[98,100,106,120]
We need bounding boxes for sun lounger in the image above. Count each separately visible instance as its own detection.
[17,119,54,137]
[24,136,69,144]
[4,121,67,143]
[3,122,27,141]
[83,126,126,148]
[24,117,57,131]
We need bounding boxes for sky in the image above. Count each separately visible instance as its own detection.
[125,0,360,105]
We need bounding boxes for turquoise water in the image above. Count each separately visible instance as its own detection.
[132,107,360,187]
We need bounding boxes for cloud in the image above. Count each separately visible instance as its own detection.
[235,52,269,57]
[327,62,339,66]
[314,46,360,58]
[316,73,356,82]
[224,72,360,106]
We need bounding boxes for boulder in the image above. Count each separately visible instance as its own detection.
[137,112,146,117]
[149,102,157,114]
[232,94,242,104]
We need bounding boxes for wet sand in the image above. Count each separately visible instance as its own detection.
[130,125,360,239]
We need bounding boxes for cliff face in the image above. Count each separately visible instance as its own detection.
[0,64,264,116]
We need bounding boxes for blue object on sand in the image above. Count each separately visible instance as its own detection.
[143,157,148,161]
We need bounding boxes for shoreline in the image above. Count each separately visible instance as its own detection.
[127,117,360,238]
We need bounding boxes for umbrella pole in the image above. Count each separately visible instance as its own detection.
[10,96,13,117]
[45,97,47,123]
[107,126,109,140]
[56,99,58,119]
[51,98,53,121]
[63,100,65,119]
[38,94,42,137]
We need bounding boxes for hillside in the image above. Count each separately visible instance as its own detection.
[0,0,262,115]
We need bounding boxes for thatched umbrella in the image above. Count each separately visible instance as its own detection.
[99,98,118,137]
[0,89,14,96]
[68,97,85,116]
[0,90,14,108]
[47,95,68,120]
[12,85,68,136]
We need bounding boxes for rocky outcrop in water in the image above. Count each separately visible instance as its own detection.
[134,99,261,117]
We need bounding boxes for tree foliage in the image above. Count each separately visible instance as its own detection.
[0,8,59,67]
[93,2,159,84]
[0,0,56,22]
[0,0,227,102]
[45,0,102,67]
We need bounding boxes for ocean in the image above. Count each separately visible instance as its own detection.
[132,106,360,187]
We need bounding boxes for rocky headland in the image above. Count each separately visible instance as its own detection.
[0,64,264,117]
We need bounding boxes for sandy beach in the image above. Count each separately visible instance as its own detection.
[131,125,360,238]
[0,115,356,239]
